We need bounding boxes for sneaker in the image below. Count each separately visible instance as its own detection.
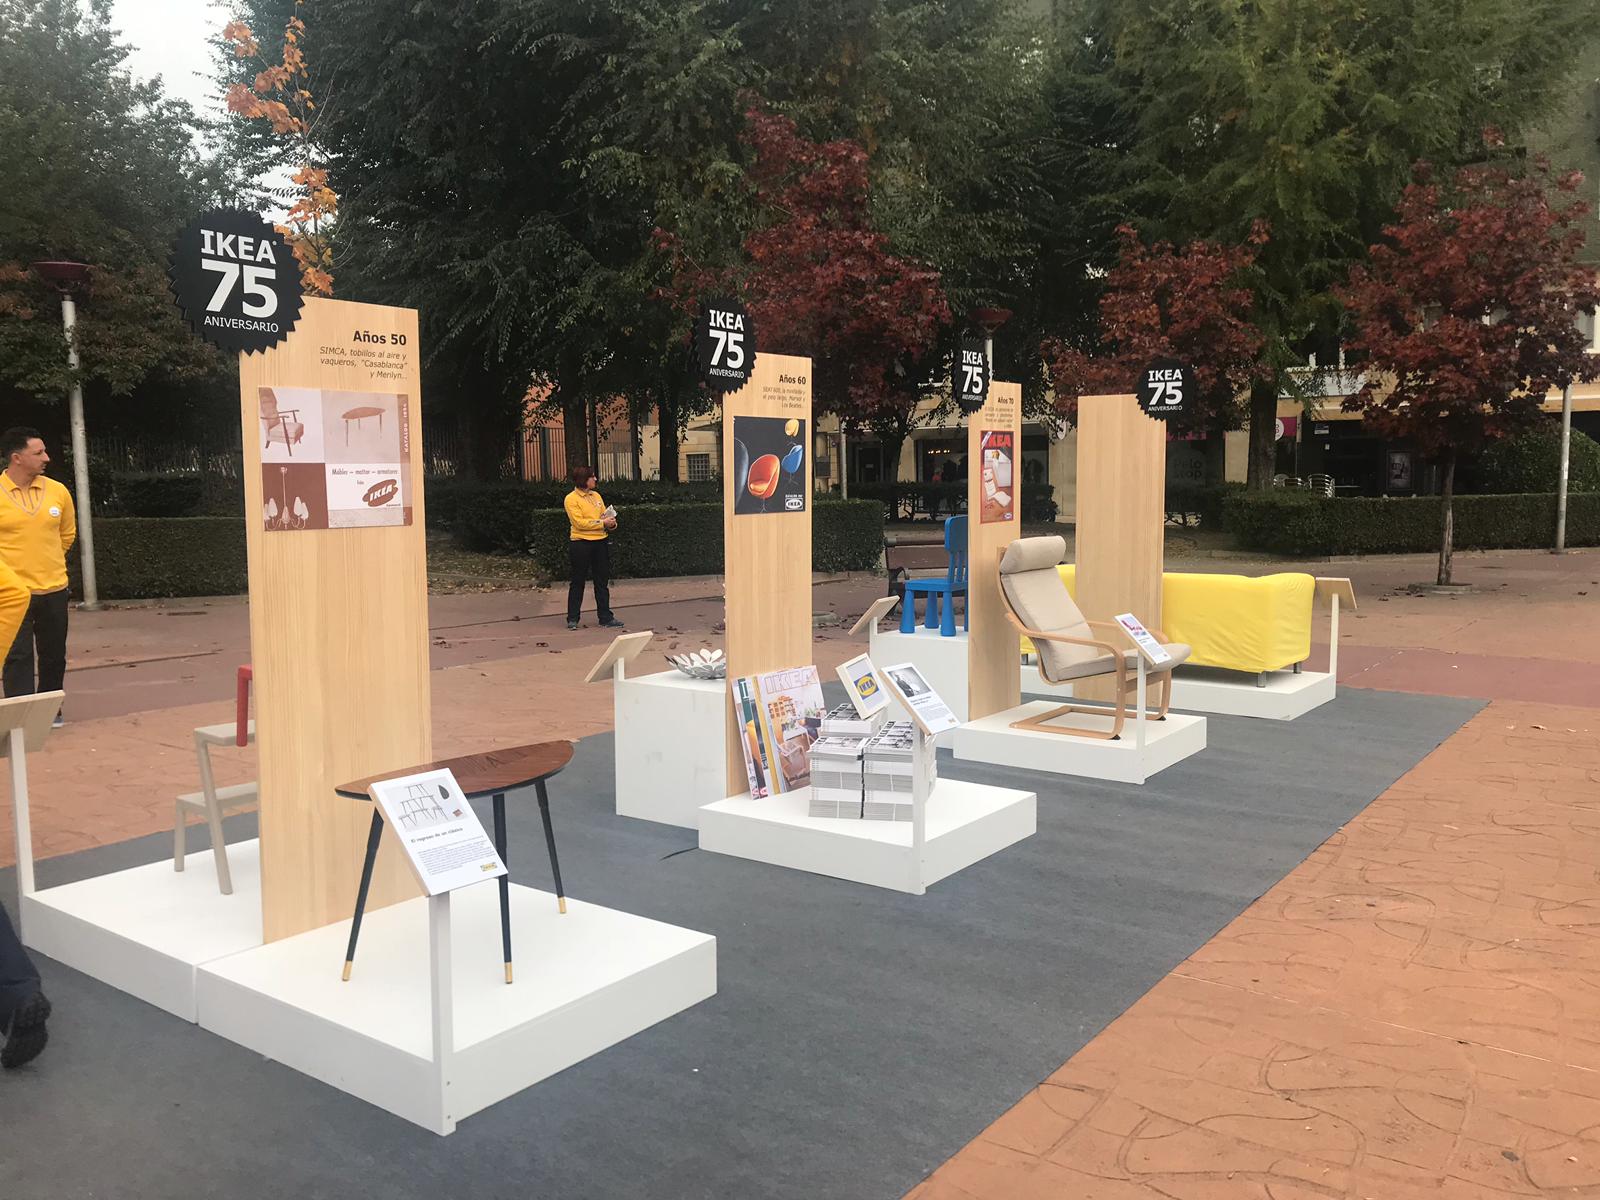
[1,991,50,1069]
[51,713,64,729]
[566,619,580,631]
[599,617,626,629]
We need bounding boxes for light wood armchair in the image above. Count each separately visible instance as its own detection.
[996,536,1190,741]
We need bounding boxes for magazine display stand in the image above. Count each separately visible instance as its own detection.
[953,393,1207,784]
[16,296,715,1135]
[697,367,1034,892]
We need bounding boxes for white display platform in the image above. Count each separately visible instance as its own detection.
[1167,666,1335,720]
[614,669,727,828]
[868,626,971,721]
[698,778,1035,894]
[197,881,716,1133]
[1022,663,1334,722]
[955,702,1207,785]
[23,841,264,1021]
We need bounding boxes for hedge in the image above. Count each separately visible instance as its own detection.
[849,480,1058,523]
[1222,490,1600,556]
[427,477,721,534]
[1166,480,1244,528]
[69,517,248,599]
[1477,425,1600,494]
[525,499,884,579]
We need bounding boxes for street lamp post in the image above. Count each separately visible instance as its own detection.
[30,260,99,610]
[970,306,1014,385]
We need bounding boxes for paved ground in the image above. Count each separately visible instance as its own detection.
[2,546,1598,1198]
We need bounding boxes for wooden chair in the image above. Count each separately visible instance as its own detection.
[997,535,1188,741]
[901,515,968,637]
[174,720,257,894]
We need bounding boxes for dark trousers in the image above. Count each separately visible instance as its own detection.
[0,902,40,1023]
[3,589,69,698]
[567,539,613,623]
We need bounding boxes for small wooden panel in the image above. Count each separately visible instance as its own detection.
[967,381,1024,722]
[239,296,431,942]
[583,630,655,683]
[336,741,575,800]
[848,595,900,637]
[723,353,814,793]
[1075,395,1166,702]
[0,691,66,756]
[1314,576,1357,611]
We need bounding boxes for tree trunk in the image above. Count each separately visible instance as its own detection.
[588,398,601,473]
[559,386,585,476]
[1245,377,1278,490]
[657,381,681,484]
[1437,447,1456,587]
[629,404,642,480]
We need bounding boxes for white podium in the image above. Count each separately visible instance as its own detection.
[614,670,727,829]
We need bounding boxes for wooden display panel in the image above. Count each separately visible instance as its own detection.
[1074,393,1166,701]
[238,297,430,941]
[722,353,814,793]
[966,381,1023,722]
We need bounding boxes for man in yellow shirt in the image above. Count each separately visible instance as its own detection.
[0,428,76,725]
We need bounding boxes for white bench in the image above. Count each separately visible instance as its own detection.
[173,720,257,895]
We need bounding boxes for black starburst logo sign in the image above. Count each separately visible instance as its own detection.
[170,209,304,353]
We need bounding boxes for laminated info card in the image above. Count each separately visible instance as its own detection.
[368,768,507,896]
[881,662,961,734]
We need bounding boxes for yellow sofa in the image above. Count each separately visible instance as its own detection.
[1021,566,1314,675]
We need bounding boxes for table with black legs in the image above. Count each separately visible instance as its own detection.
[334,740,575,984]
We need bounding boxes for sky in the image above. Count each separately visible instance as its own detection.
[108,0,228,115]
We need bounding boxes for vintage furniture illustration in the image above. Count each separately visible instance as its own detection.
[259,389,304,455]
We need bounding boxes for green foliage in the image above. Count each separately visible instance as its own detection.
[1478,423,1600,494]
[1222,490,1599,556]
[111,472,206,517]
[68,517,248,599]
[0,0,230,412]
[849,481,1057,523]
[439,480,723,546]
[1166,480,1245,528]
[517,499,884,578]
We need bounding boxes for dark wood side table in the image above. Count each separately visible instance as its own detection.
[334,740,575,984]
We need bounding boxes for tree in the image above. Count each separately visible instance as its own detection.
[0,0,231,437]
[660,104,953,479]
[1042,223,1268,459]
[1338,149,1600,585]
[222,0,336,295]
[1054,0,1600,488]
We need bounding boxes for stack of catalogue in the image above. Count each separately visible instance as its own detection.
[808,704,935,822]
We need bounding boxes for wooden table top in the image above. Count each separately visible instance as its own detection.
[341,405,385,419]
[335,740,575,801]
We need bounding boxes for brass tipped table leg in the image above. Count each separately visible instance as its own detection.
[342,809,385,980]
[492,791,512,984]
[536,779,566,914]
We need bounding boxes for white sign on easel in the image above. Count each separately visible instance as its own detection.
[368,769,506,896]
[1112,613,1172,666]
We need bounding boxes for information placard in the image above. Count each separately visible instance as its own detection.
[1113,612,1172,666]
[368,769,507,896]
[880,662,960,735]
[836,652,890,719]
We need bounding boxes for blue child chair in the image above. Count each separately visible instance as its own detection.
[900,515,968,637]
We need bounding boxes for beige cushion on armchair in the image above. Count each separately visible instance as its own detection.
[998,536,1190,684]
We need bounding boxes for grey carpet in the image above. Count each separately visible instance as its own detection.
[0,688,1481,1200]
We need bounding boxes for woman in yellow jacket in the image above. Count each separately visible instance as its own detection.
[563,465,625,631]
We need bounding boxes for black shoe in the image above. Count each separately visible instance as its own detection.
[567,619,580,630]
[1,991,50,1069]
[599,617,625,629]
